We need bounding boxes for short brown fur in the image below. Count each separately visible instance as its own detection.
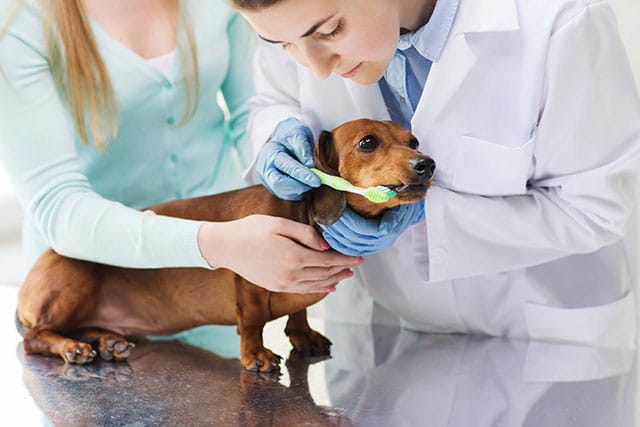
[16,119,434,372]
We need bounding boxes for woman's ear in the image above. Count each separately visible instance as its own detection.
[313,130,339,175]
[308,186,346,226]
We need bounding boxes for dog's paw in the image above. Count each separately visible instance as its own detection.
[242,348,282,373]
[63,342,97,364]
[288,329,332,357]
[97,337,136,362]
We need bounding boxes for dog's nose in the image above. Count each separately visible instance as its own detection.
[410,156,436,179]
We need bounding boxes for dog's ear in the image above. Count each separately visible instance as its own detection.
[313,130,339,175]
[309,130,345,225]
[309,185,346,226]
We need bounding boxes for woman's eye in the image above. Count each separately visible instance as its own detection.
[358,135,379,151]
[408,138,419,149]
[317,19,344,40]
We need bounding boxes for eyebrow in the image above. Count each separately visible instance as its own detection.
[258,13,337,44]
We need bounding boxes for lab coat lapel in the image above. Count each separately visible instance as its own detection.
[412,0,520,133]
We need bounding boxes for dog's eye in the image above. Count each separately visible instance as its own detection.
[408,138,419,149]
[358,135,379,151]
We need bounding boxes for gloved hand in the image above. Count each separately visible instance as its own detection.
[256,117,321,201]
[320,201,425,256]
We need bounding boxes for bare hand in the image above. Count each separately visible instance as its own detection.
[197,215,363,293]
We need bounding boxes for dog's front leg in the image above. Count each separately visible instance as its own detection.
[285,310,332,357]
[235,276,282,372]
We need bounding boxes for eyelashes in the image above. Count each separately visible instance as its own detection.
[316,19,344,41]
[279,18,345,50]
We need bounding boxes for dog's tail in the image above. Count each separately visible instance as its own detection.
[15,310,28,336]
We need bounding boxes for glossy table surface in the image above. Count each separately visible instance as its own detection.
[1,284,638,427]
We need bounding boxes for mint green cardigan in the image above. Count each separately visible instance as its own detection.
[0,0,256,267]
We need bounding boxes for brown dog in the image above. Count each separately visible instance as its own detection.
[16,119,435,372]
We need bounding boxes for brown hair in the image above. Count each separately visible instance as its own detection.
[4,0,199,150]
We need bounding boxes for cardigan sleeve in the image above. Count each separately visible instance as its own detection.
[0,2,209,268]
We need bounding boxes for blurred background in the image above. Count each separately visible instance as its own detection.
[0,1,638,287]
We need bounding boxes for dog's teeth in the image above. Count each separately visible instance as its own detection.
[106,339,117,348]
[75,348,82,355]
[114,342,127,353]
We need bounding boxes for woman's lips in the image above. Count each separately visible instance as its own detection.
[340,62,363,78]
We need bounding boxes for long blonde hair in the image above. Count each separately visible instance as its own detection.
[5,0,199,150]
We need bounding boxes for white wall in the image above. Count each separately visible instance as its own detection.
[611,0,640,86]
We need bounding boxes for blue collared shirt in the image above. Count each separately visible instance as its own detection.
[379,0,461,130]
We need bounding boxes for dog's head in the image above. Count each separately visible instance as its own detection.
[309,119,435,225]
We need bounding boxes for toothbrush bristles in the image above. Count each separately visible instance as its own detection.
[363,186,396,203]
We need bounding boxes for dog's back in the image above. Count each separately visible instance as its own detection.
[16,119,434,371]
[17,185,313,334]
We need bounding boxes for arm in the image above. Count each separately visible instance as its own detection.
[247,40,307,158]
[0,5,207,268]
[0,6,361,292]
[423,3,640,282]
[243,40,321,199]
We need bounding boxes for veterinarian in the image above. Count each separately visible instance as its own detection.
[233,0,640,348]
[0,0,361,294]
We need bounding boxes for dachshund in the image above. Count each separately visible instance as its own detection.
[15,119,435,372]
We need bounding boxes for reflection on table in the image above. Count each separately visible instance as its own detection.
[17,321,639,426]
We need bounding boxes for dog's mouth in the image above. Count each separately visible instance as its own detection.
[386,180,432,196]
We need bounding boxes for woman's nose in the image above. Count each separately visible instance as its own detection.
[301,44,336,80]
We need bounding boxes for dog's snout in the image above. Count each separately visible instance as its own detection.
[410,156,436,179]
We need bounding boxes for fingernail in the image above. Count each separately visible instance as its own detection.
[355,257,364,265]
[320,239,331,250]
[329,286,336,292]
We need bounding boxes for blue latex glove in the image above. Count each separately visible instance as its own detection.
[256,117,321,201]
[320,201,425,256]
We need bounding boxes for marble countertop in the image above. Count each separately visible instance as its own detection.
[1,284,638,426]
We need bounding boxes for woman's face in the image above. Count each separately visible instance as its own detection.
[240,0,401,84]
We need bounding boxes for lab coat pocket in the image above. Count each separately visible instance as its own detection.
[524,290,637,349]
[452,135,535,195]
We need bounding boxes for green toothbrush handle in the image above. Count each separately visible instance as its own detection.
[310,168,354,192]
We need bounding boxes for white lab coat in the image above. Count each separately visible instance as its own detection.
[248,0,640,348]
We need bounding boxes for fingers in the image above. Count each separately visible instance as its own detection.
[283,267,355,294]
[379,203,407,233]
[269,219,363,291]
[299,264,356,282]
[322,233,377,256]
[288,130,316,167]
[331,208,379,233]
[271,152,321,188]
[263,168,308,201]
[319,209,381,251]
[295,268,355,294]
[276,219,331,252]
[379,201,425,233]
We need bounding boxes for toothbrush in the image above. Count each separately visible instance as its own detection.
[310,167,397,203]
